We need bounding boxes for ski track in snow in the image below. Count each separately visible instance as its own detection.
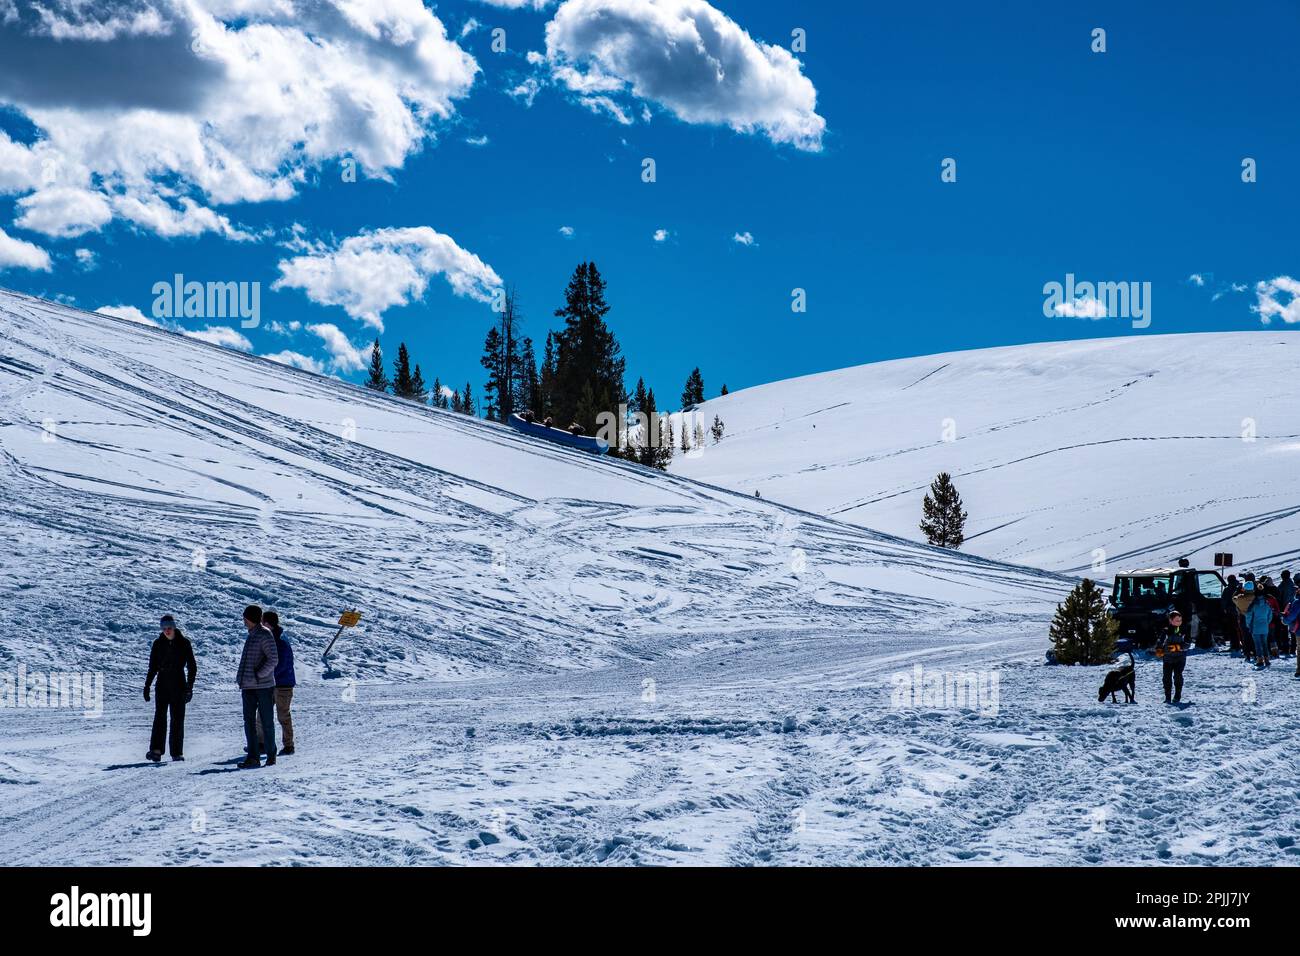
[5,290,1287,866]
[3,638,1297,866]
[669,333,1300,575]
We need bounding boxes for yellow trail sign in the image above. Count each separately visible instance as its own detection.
[338,610,362,628]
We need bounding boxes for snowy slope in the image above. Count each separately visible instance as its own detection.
[671,333,1300,575]
[0,289,1062,687]
[3,290,1292,869]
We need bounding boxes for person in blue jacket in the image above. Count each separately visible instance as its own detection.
[260,610,296,755]
[1243,581,1273,668]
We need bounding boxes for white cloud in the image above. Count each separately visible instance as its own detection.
[264,350,325,374]
[732,231,756,246]
[0,1,480,240]
[543,0,824,150]
[653,228,669,242]
[1188,273,1206,286]
[74,247,96,269]
[306,322,371,373]
[1253,276,1300,325]
[558,225,575,238]
[15,186,112,238]
[579,94,632,125]
[474,0,555,9]
[96,304,156,326]
[273,226,502,329]
[0,225,51,271]
[508,76,541,107]
[184,325,253,350]
[1054,297,1109,319]
[465,134,490,147]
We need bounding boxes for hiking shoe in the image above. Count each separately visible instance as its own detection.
[146,751,162,763]
[171,756,185,762]
[278,746,294,756]
[238,757,261,769]
[264,755,276,766]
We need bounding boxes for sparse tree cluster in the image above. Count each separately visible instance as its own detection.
[365,262,726,472]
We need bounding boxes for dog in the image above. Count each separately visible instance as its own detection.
[1097,652,1136,703]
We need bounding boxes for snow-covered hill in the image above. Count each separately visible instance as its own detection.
[4,290,1295,868]
[672,333,1300,575]
[0,289,1060,686]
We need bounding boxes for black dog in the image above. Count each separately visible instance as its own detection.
[1098,652,1136,703]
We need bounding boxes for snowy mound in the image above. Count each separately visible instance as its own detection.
[0,290,1062,687]
[672,333,1300,575]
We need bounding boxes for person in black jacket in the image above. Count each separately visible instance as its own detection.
[144,614,198,762]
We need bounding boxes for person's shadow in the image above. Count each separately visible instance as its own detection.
[102,762,164,771]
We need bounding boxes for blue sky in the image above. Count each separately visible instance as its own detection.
[0,0,1297,406]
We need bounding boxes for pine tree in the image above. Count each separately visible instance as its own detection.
[720,384,729,396]
[681,367,704,408]
[481,286,524,422]
[411,364,429,405]
[451,389,463,414]
[462,382,475,417]
[1049,579,1118,665]
[538,332,557,418]
[711,415,725,443]
[480,325,504,421]
[365,338,389,392]
[680,415,692,454]
[693,420,705,448]
[392,343,415,399]
[654,392,673,470]
[919,472,968,549]
[517,336,539,415]
[552,262,625,435]
[431,376,448,409]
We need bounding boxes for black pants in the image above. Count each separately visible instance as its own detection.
[242,688,275,759]
[1162,656,1185,703]
[150,695,186,758]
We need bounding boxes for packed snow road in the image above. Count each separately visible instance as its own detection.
[3,628,1294,867]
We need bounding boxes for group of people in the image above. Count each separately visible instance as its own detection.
[1222,570,1299,670]
[142,604,296,768]
[1151,570,1299,706]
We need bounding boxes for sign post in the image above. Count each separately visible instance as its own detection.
[323,609,363,665]
[1213,552,1233,569]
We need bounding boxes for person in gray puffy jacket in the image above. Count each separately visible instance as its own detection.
[237,604,278,768]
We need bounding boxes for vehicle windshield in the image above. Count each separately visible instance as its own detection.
[1113,574,1176,605]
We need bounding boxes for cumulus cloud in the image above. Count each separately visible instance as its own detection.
[732,231,755,246]
[542,0,824,150]
[273,226,502,329]
[558,225,575,238]
[0,226,52,271]
[306,322,371,373]
[1188,273,1206,286]
[1253,276,1300,324]
[96,303,157,326]
[15,186,113,238]
[184,325,253,350]
[1054,297,1109,319]
[0,1,480,241]
[653,228,669,242]
[264,350,325,374]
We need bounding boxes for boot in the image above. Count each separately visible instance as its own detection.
[238,757,261,769]
[278,746,295,756]
[264,754,276,766]
[146,750,161,763]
